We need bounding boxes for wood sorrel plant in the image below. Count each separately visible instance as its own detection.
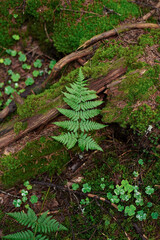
[52,68,106,151]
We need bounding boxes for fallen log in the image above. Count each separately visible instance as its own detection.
[0,65,127,149]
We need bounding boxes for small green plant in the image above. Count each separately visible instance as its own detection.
[18,52,27,62]
[33,59,42,68]
[52,68,105,151]
[3,181,67,239]
[12,34,20,41]
[32,70,40,77]
[2,208,67,239]
[4,58,12,66]
[25,77,34,86]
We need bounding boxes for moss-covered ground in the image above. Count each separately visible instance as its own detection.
[0,0,160,239]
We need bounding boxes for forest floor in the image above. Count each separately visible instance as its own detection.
[0,0,160,239]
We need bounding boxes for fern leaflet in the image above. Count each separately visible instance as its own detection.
[7,208,37,229]
[52,132,78,149]
[54,121,79,132]
[80,120,106,132]
[78,133,103,151]
[2,230,34,239]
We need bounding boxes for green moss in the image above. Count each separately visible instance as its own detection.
[0,0,26,51]
[129,104,157,133]
[138,29,160,47]
[14,121,27,135]
[0,138,69,188]
[102,63,160,133]
[52,0,140,54]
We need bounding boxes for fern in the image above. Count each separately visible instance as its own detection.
[3,208,67,240]
[52,68,106,151]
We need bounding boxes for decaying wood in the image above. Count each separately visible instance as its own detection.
[142,1,160,21]
[42,43,100,88]
[0,66,127,149]
[78,23,160,50]
[12,92,24,105]
[43,23,159,87]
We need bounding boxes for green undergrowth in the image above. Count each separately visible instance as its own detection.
[102,64,160,133]
[0,0,25,51]
[56,139,160,239]
[52,0,140,54]
[0,137,69,188]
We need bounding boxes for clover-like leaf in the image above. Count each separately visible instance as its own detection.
[13,199,22,208]
[22,63,31,70]
[151,212,159,219]
[8,69,14,75]
[147,202,152,208]
[110,195,120,204]
[107,192,112,200]
[25,204,30,209]
[11,73,20,82]
[120,194,131,201]
[82,183,91,193]
[136,210,147,221]
[0,58,4,63]
[0,82,4,88]
[12,34,20,40]
[32,70,40,77]
[6,49,17,57]
[13,14,18,18]
[138,159,144,165]
[100,183,106,190]
[22,196,28,202]
[117,205,124,212]
[4,58,12,66]
[109,184,114,190]
[30,195,38,204]
[80,199,86,205]
[18,53,26,62]
[21,189,28,197]
[25,77,34,86]
[135,198,144,206]
[133,171,139,177]
[49,60,56,69]
[72,183,79,190]
[24,181,32,190]
[33,59,42,68]
[145,186,154,195]
[124,205,136,216]
[5,86,15,95]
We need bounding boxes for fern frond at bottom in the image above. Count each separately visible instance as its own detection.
[2,230,34,239]
[51,132,78,149]
[78,133,103,151]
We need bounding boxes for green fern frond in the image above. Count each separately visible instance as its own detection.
[79,100,103,111]
[52,68,105,151]
[77,68,85,83]
[35,235,49,240]
[78,133,103,151]
[2,230,34,239]
[80,121,106,132]
[37,211,67,233]
[62,92,81,104]
[54,121,79,132]
[52,132,78,149]
[63,98,103,111]
[57,109,100,121]
[7,208,37,229]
